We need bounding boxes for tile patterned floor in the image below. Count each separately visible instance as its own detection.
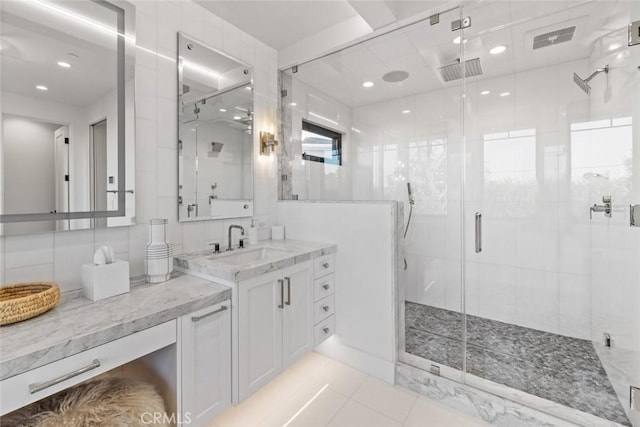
[209,352,489,427]
[405,302,631,426]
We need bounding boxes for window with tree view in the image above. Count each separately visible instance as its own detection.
[301,120,342,165]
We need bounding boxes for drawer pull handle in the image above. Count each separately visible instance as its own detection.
[322,262,330,269]
[192,305,228,322]
[322,305,330,312]
[322,284,330,290]
[278,279,284,309]
[322,327,330,334]
[29,359,101,394]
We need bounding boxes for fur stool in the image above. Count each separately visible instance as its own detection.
[1,376,169,427]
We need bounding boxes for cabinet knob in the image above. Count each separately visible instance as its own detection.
[322,284,330,290]
[322,327,330,334]
[322,305,330,312]
[322,262,330,269]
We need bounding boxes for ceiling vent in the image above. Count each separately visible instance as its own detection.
[533,26,576,49]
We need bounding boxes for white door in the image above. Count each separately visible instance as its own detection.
[181,301,231,426]
[282,262,313,368]
[54,126,69,230]
[237,270,283,401]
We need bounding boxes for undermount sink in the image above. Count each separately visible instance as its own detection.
[211,247,291,265]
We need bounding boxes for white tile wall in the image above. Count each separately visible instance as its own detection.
[0,0,279,291]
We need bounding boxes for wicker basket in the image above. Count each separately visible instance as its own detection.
[0,282,60,326]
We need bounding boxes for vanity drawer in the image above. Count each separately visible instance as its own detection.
[0,320,176,416]
[313,254,335,279]
[314,274,335,301]
[314,315,335,347]
[314,294,335,324]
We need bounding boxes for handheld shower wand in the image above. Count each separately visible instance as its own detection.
[407,182,415,206]
[404,182,414,239]
[403,182,415,271]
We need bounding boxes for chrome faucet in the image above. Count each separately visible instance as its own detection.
[227,225,245,251]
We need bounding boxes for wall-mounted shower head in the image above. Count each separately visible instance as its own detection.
[573,65,608,95]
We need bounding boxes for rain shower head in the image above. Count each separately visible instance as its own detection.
[208,141,224,158]
[573,65,609,95]
[438,58,483,82]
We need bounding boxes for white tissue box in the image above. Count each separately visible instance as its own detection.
[81,260,130,301]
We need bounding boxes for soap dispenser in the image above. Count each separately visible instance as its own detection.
[248,219,259,245]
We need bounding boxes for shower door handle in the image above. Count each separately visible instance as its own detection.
[475,212,482,253]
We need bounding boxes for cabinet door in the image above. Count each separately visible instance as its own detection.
[181,301,231,427]
[238,272,283,401]
[282,262,313,368]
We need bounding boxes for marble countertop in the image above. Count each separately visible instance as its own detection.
[0,273,231,380]
[174,239,337,282]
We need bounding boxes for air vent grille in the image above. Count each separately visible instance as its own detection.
[533,26,576,49]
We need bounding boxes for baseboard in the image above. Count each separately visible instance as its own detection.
[315,337,395,384]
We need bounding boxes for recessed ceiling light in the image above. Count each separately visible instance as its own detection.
[362,81,374,88]
[481,90,490,95]
[489,45,507,55]
[245,86,252,90]
[289,102,297,107]
[233,116,242,120]
[401,110,411,114]
[36,85,48,91]
[57,61,71,68]
[499,91,510,97]
[608,43,621,51]
[219,108,227,112]
[453,37,467,45]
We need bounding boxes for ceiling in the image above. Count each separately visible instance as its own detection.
[284,0,633,108]
[0,1,129,108]
[194,0,362,49]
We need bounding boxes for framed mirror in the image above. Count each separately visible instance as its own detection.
[0,0,136,235]
[178,33,254,222]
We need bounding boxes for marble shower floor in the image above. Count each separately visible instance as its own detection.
[404,302,631,426]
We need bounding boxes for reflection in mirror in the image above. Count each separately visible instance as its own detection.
[178,33,254,222]
[0,0,135,235]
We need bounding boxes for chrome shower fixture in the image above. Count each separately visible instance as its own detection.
[407,182,415,206]
[573,65,608,95]
[438,58,483,82]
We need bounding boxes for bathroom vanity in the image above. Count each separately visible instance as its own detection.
[175,239,337,403]
[0,274,232,426]
[0,239,336,427]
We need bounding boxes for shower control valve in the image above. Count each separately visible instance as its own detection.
[590,196,612,219]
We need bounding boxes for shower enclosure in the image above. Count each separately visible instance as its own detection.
[279,1,639,425]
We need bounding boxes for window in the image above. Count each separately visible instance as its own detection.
[301,120,342,165]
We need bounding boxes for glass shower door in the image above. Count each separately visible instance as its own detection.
[461,1,639,425]
[393,7,467,385]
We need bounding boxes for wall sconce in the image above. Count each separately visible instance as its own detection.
[260,131,278,155]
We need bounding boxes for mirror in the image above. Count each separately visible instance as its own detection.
[178,33,254,222]
[0,0,136,235]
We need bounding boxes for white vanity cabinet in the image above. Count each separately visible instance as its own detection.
[313,254,336,346]
[237,261,312,401]
[180,300,231,426]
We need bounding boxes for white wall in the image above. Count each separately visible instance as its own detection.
[0,0,279,292]
[277,200,400,382]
